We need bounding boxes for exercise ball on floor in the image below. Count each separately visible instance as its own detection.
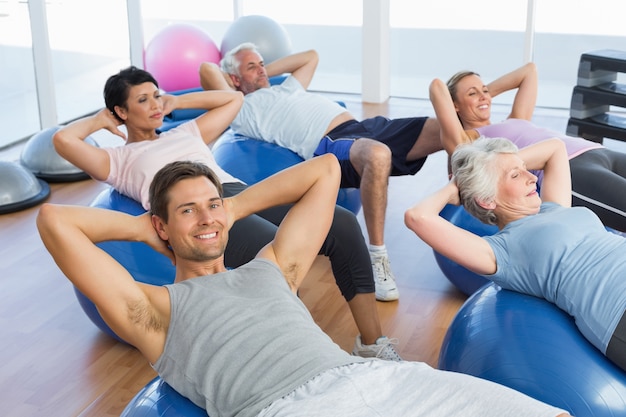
[433,204,495,295]
[439,283,626,417]
[212,130,362,215]
[145,23,221,92]
[220,15,292,65]
[0,161,50,214]
[121,377,206,417]
[20,126,96,182]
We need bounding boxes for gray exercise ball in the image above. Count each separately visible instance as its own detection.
[20,126,97,182]
[0,161,50,214]
[220,15,293,65]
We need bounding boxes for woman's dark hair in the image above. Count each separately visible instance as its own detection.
[149,161,223,223]
[103,66,159,122]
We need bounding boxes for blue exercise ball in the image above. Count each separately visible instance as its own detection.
[220,15,292,64]
[74,188,176,342]
[212,131,362,215]
[121,377,206,417]
[433,204,496,295]
[439,283,626,417]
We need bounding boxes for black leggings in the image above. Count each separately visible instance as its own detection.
[570,148,626,232]
[606,310,626,371]
[222,182,374,301]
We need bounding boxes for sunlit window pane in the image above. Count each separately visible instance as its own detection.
[536,0,625,36]
[391,0,527,30]
[238,0,363,94]
[242,0,362,26]
[533,0,626,108]
[0,0,39,148]
[140,0,233,43]
[46,0,130,123]
[141,0,233,21]
[389,0,528,101]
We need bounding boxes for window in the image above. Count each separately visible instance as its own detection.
[0,1,39,148]
[390,0,528,102]
[46,0,131,122]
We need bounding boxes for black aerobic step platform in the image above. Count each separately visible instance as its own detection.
[567,113,626,143]
[570,83,626,119]
[577,49,626,87]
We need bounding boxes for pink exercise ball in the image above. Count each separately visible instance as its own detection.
[144,23,221,92]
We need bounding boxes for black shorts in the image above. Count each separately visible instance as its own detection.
[313,116,429,188]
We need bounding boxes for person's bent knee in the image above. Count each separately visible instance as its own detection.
[351,139,391,171]
[362,139,391,158]
[329,205,362,237]
[370,142,392,163]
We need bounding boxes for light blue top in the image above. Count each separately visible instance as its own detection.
[483,202,626,353]
[231,75,347,159]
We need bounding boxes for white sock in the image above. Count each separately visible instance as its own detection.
[369,244,387,257]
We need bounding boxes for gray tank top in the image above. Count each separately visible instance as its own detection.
[153,258,362,417]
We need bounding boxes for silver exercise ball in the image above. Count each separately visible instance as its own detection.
[220,15,293,65]
[20,126,97,182]
[0,161,50,214]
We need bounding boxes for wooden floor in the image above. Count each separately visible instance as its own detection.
[0,96,567,417]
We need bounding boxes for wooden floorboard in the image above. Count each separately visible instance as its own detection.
[0,95,569,416]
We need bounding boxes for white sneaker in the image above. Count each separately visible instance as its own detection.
[352,335,403,361]
[371,254,399,301]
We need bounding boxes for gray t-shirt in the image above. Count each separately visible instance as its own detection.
[153,258,364,417]
[231,76,347,159]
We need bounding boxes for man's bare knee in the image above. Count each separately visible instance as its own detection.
[351,139,391,173]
